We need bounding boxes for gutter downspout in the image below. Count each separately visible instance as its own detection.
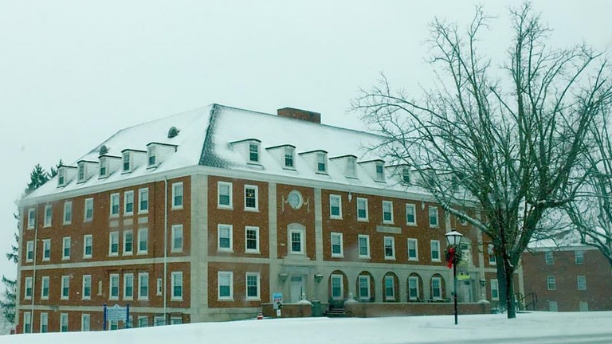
[164,177,168,324]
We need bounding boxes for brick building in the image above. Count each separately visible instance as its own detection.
[522,245,612,312]
[16,104,504,333]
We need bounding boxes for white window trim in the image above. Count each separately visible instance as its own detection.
[358,275,371,300]
[248,142,260,163]
[284,146,295,169]
[217,181,233,209]
[23,312,32,333]
[429,206,439,228]
[83,235,93,259]
[316,152,327,173]
[138,188,149,214]
[41,276,49,300]
[171,271,183,301]
[358,234,370,258]
[42,239,51,261]
[577,275,587,291]
[60,313,69,332]
[124,273,134,300]
[138,228,148,255]
[27,208,35,229]
[172,182,184,210]
[384,236,395,260]
[384,275,395,301]
[138,273,149,300]
[575,250,584,264]
[109,274,120,300]
[491,279,500,301]
[430,240,441,262]
[109,231,119,256]
[26,241,34,262]
[431,277,442,300]
[406,203,417,226]
[329,194,342,219]
[110,193,120,217]
[330,232,344,258]
[407,238,419,261]
[245,226,260,254]
[545,251,554,265]
[84,198,94,222]
[122,151,131,172]
[63,201,72,225]
[217,224,233,252]
[124,191,134,216]
[81,314,91,332]
[289,228,305,254]
[375,162,385,182]
[24,277,33,299]
[218,271,233,301]
[40,312,48,333]
[171,224,183,253]
[382,200,394,224]
[245,272,260,300]
[156,278,162,296]
[356,198,368,222]
[61,275,70,300]
[82,275,91,300]
[408,276,420,301]
[330,274,343,300]
[44,205,52,227]
[123,230,133,255]
[244,184,259,211]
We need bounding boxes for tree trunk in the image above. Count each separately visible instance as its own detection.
[504,263,516,319]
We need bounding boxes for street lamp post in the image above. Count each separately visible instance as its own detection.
[445,229,463,326]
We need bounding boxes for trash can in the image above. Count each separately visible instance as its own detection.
[311,300,322,317]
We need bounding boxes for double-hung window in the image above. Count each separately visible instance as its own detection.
[356,198,368,221]
[109,232,119,256]
[428,206,439,227]
[249,142,259,163]
[61,275,70,300]
[329,194,342,219]
[246,272,260,300]
[172,225,183,252]
[245,226,259,253]
[331,274,343,300]
[491,279,500,301]
[110,193,120,217]
[24,277,33,299]
[284,147,294,168]
[109,274,119,300]
[171,272,183,300]
[123,230,133,255]
[26,241,34,262]
[44,205,52,227]
[218,271,233,300]
[430,240,441,261]
[218,182,232,208]
[545,251,554,265]
[27,208,35,229]
[408,276,419,301]
[139,188,149,213]
[218,224,233,252]
[289,228,304,254]
[83,235,93,258]
[42,239,51,261]
[384,236,395,259]
[84,198,94,222]
[384,275,395,301]
[577,275,587,290]
[138,273,149,300]
[63,201,72,225]
[575,251,584,265]
[172,182,183,209]
[407,238,418,261]
[358,275,370,300]
[547,276,556,290]
[358,235,370,258]
[124,191,134,215]
[124,273,134,300]
[317,152,327,173]
[382,201,393,223]
[41,276,49,299]
[431,277,442,299]
[138,228,148,254]
[244,185,258,211]
[82,275,91,300]
[330,232,343,257]
[406,203,416,225]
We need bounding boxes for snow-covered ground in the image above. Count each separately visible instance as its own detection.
[3,312,612,344]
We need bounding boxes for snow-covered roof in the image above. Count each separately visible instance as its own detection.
[23,104,427,203]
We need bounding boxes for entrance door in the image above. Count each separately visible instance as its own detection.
[459,280,472,302]
[290,276,305,303]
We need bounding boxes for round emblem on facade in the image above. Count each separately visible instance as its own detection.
[288,190,303,209]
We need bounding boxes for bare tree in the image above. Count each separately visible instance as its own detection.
[565,107,612,266]
[353,3,612,319]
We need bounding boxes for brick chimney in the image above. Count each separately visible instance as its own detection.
[277,107,321,124]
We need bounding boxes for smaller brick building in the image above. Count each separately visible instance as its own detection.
[522,245,612,312]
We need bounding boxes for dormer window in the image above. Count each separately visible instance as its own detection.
[249,142,259,163]
[317,152,327,173]
[100,157,108,177]
[58,168,66,186]
[284,147,294,168]
[77,162,86,183]
[375,162,385,182]
[402,167,411,184]
[123,152,131,172]
[148,146,156,167]
[346,157,357,178]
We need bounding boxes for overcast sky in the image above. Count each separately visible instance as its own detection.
[0,0,610,280]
